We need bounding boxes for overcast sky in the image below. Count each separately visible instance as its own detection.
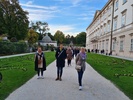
[19,0,108,36]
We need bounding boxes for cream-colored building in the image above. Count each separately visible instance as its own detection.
[86,0,133,58]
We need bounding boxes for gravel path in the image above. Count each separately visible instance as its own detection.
[6,58,130,100]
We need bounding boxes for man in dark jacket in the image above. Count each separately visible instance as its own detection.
[55,43,67,81]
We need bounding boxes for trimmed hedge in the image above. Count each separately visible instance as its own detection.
[0,41,28,55]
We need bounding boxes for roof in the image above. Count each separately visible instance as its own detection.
[42,34,52,42]
[93,10,101,21]
[86,0,112,30]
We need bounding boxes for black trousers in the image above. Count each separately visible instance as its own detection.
[78,69,84,86]
[67,59,71,65]
[57,67,63,78]
[37,68,43,76]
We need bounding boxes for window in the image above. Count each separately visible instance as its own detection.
[121,11,126,27]
[108,7,111,16]
[131,39,133,51]
[115,0,118,10]
[112,41,116,50]
[114,17,117,30]
[120,40,124,51]
[106,41,108,50]
[102,14,104,21]
[102,41,104,49]
[105,10,107,19]
[100,26,103,35]
[99,42,101,50]
[107,21,111,32]
[97,29,100,36]
[123,0,127,4]
[104,24,106,34]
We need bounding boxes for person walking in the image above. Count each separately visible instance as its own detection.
[66,47,73,67]
[75,47,87,90]
[55,43,67,81]
[74,47,80,57]
[34,47,46,79]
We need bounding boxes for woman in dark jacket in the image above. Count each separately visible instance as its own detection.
[55,43,67,81]
[35,47,46,79]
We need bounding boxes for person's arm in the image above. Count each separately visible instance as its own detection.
[75,54,79,64]
[43,54,46,67]
[55,49,58,59]
[64,49,67,59]
[34,53,37,62]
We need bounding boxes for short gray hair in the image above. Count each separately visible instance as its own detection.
[80,47,85,50]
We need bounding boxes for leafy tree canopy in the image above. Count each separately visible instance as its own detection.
[30,21,49,34]
[0,0,29,40]
[54,30,65,44]
[27,29,39,45]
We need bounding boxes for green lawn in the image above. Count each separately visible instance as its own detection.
[0,52,55,100]
[87,53,133,100]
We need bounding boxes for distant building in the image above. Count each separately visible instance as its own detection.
[69,41,74,46]
[39,34,57,47]
[86,0,133,58]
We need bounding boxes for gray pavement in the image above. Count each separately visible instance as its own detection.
[0,53,35,59]
[5,58,130,100]
[109,55,133,61]
[98,53,133,61]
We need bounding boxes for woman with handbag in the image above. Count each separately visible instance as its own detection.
[75,47,87,90]
[34,47,46,79]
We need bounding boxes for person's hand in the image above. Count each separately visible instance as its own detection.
[82,58,85,61]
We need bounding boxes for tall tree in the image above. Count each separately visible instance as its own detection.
[75,32,86,46]
[64,34,71,44]
[0,0,29,40]
[54,30,65,43]
[30,21,49,34]
[70,35,76,44]
[27,29,39,45]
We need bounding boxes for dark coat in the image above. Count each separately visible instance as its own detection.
[55,48,67,68]
[35,52,46,71]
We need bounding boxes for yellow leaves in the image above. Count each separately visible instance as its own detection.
[27,29,39,44]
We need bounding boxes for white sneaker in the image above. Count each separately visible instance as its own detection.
[37,76,41,79]
[41,76,44,79]
[79,86,82,90]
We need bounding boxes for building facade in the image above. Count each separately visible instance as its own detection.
[86,0,133,58]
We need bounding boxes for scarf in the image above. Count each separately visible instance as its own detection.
[38,53,42,60]
[80,52,86,59]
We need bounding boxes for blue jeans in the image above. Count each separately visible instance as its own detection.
[57,67,63,78]
[78,69,84,86]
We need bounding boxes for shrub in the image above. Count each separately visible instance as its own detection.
[0,41,28,55]
[10,37,18,42]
